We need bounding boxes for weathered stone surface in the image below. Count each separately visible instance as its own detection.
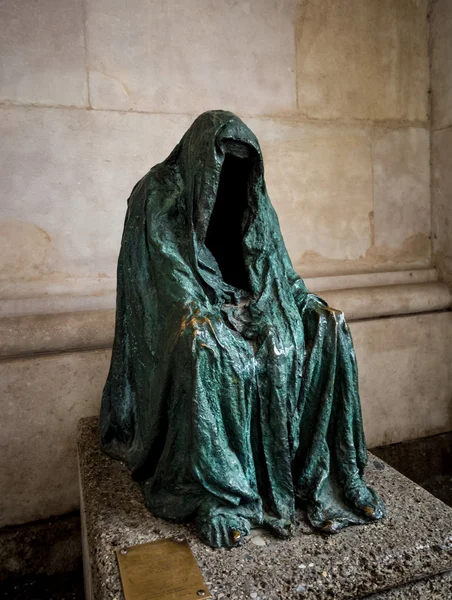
[431,0,452,130]
[367,571,452,599]
[0,0,88,107]
[373,128,430,254]
[321,282,451,321]
[86,0,297,114]
[0,277,117,304]
[0,310,115,358]
[0,350,110,527]
[0,107,193,282]
[431,0,452,290]
[0,221,51,284]
[0,288,116,319]
[432,127,452,288]
[249,119,373,269]
[78,416,452,600]
[351,311,452,448]
[306,268,437,293]
[2,108,432,293]
[248,119,430,277]
[296,0,429,121]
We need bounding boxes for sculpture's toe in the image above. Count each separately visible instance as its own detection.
[362,500,386,521]
[262,515,294,539]
[319,519,341,534]
[196,511,251,548]
[346,486,387,522]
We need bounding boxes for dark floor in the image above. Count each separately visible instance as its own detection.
[1,431,451,599]
[0,513,84,600]
[0,573,84,600]
[372,430,452,508]
[421,474,452,507]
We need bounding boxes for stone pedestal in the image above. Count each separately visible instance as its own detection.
[78,417,452,599]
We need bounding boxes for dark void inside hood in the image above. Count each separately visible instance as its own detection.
[205,140,257,293]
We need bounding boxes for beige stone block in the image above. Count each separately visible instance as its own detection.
[0,350,111,527]
[351,312,452,448]
[0,0,88,107]
[86,0,297,114]
[0,289,116,319]
[431,0,452,129]
[0,107,193,282]
[0,106,431,297]
[296,0,429,121]
[373,128,430,255]
[0,310,115,358]
[0,277,117,318]
[0,277,116,301]
[432,127,452,287]
[249,118,373,267]
[322,282,451,321]
[305,267,437,292]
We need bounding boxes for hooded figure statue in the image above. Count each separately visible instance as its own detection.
[100,110,386,548]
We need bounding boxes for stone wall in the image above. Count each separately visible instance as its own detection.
[1,0,451,527]
[0,0,431,296]
[431,0,452,286]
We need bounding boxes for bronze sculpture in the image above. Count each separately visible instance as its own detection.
[100,110,386,548]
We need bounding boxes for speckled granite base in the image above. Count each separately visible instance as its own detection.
[78,417,452,600]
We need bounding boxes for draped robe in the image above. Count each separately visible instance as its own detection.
[100,110,386,548]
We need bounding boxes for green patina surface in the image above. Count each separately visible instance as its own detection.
[100,110,386,548]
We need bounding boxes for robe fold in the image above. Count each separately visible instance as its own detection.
[100,110,386,548]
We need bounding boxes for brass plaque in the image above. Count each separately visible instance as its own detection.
[116,539,212,600]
